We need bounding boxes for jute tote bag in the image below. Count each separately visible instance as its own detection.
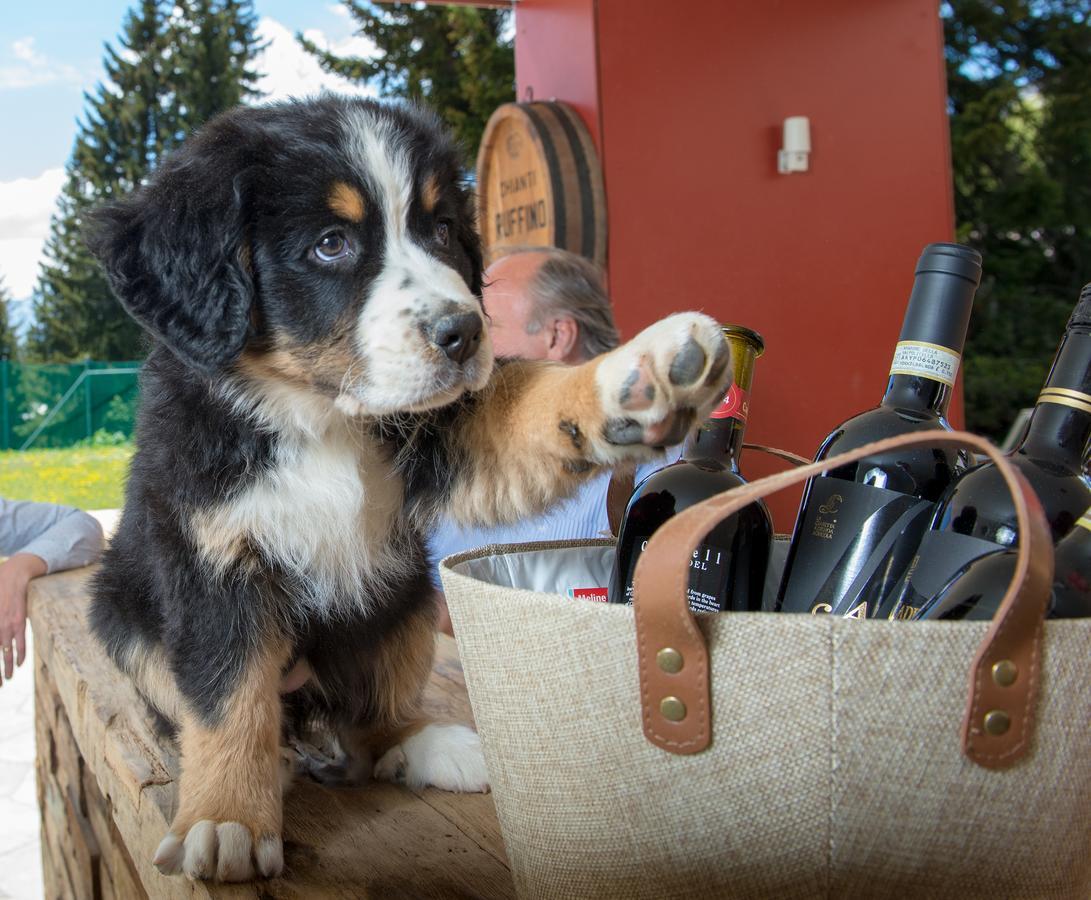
[441,431,1091,899]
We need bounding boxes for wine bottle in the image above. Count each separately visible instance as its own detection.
[915,550,1015,620]
[915,508,1091,620]
[775,243,982,617]
[608,325,772,613]
[1050,508,1091,618]
[890,284,1091,619]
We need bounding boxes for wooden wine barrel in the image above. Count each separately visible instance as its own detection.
[475,101,607,268]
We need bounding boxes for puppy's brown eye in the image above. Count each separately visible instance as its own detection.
[315,232,351,262]
[434,221,450,247]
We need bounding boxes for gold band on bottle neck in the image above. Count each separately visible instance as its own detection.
[1038,387,1091,415]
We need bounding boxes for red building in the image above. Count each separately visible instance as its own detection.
[472,0,955,527]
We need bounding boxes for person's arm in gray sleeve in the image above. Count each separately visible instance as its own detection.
[0,497,105,574]
[0,497,106,686]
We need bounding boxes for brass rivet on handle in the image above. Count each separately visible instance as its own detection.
[656,647,683,674]
[991,660,1018,687]
[660,696,687,722]
[984,710,1011,736]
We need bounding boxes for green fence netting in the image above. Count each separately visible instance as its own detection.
[0,360,142,450]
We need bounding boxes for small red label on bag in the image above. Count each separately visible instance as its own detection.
[569,587,609,603]
[708,382,749,421]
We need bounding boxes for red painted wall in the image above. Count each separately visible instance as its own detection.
[513,0,601,145]
[516,0,956,528]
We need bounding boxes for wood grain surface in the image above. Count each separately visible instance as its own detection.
[30,566,515,900]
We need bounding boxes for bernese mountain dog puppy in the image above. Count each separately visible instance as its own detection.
[85,96,730,883]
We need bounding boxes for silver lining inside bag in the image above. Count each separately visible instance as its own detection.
[452,543,616,598]
[448,537,792,609]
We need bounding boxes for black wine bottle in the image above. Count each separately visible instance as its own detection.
[608,325,772,613]
[915,508,1091,620]
[775,243,982,617]
[916,550,1015,620]
[891,284,1091,619]
[1050,509,1091,618]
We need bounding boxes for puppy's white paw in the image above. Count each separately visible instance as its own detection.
[373,724,490,793]
[593,312,729,460]
[153,820,283,882]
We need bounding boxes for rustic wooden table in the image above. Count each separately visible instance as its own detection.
[30,567,515,900]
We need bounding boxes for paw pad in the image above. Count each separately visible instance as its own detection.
[603,417,644,446]
[668,337,708,387]
[617,358,658,412]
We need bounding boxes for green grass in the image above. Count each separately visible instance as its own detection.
[0,444,134,509]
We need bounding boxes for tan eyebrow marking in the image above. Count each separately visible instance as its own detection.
[328,181,366,222]
[422,174,440,213]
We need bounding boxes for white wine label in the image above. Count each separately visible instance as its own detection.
[889,341,961,387]
[622,536,731,612]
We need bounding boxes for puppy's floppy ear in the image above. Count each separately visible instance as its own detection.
[85,123,256,374]
[457,187,484,298]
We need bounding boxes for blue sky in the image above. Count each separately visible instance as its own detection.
[0,1,377,306]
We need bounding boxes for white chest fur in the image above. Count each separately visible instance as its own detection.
[191,418,408,614]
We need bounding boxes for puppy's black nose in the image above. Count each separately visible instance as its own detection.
[430,313,482,365]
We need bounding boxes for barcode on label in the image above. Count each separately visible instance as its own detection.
[889,341,961,387]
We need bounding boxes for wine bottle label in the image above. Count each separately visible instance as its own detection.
[779,478,933,616]
[895,530,1005,617]
[1037,387,1091,415]
[1077,512,1091,532]
[888,340,961,387]
[708,382,750,422]
[622,535,732,613]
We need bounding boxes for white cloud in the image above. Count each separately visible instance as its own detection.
[0,37,83,90]
[12,38,39,63]
[253,17,378,104]
[0,168,65,300]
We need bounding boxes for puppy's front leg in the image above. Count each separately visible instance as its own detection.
[152,638,289,882]
[448,312,729,527]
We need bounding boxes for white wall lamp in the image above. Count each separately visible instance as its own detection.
[778,116,811,174]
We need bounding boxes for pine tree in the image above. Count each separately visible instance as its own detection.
[0,277,16,360]
[30,0,263,362]
[171,0,265,134]
[945,0,1091,437]
[28,0,165,362]
[299,2,514,162]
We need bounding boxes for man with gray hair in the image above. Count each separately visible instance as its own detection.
[429,247,672,634]
[483,247,619,364]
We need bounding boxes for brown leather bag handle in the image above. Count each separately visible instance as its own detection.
[632,429,1054,769]
[742,442,811,467]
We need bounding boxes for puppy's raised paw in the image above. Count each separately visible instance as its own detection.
[373,723,489,793]
[591,313,728,461]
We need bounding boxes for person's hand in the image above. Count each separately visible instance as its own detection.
[0,553,47,686]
